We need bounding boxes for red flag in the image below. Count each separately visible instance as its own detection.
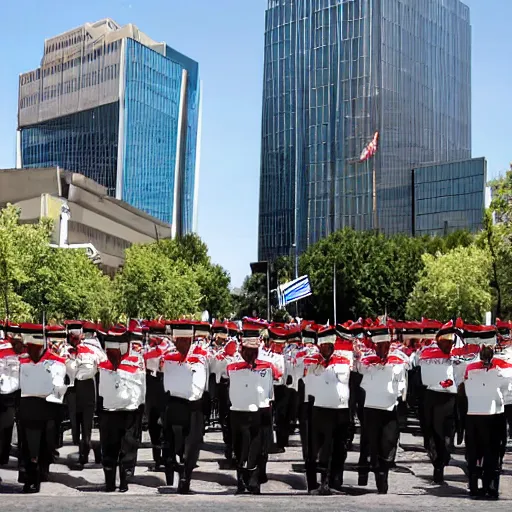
[359,131,379,162]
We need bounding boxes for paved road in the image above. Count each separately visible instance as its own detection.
[1,425,511,511]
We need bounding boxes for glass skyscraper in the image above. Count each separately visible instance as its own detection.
[17,19,201,234]
[413,158,486,236]
[258,0,471,261]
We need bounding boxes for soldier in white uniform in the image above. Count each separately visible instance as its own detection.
[418,321,459,484]
[161,321,208,493]
[143,319,172,472]
[210,321,240,463]
[265,324,288,453]
[496,320,512,439]
[17,324,67,493]
[460,327,511,500]
[227,323,275,495]
[0,323,22,469]
[295,323,319,464]
[357,326,409,494]
[63,320,104,468]
[303,326,353,495]
[98,326,145,492]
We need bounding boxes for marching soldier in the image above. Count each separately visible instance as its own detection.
[0,323,21,470]
[357,325,409,494]
[459,326,511,499]
[210,321,240,463]
[496,320,512,438]
[16,324,67,493]
[303,326,353,495]
[98,326,145,492]
[265,324,287,452]
[418,320,459,484]
[161,321,208,493]
[63,321,104,467]
[295,323,319,464]
[143,319,172,472]
[227,322,275,495]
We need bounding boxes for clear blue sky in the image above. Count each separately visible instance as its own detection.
[0,0,510,288]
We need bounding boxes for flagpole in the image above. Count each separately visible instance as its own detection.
[372,159,377,231]
[333,262,337,325]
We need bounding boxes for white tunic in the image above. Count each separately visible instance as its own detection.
[162,348,207,401]
[227,360,275,412]
[358,352,408,411]
[465,359,512,415]
[20,351,67,402]
[98,355,145,411]
[0,341,20,394]
[418,345,457,394]
[304,353,352,409]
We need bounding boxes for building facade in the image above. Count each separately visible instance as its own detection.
[17,19,201,236]
[0,167,173,275]
[258,0,471,261]
[413,158,486,236]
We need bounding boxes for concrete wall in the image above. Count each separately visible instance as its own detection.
[0,168,173,272]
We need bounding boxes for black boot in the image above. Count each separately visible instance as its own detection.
[39,463,50,483]
[433,467,444,484]
[330,471,344,493]
[150,448,163,472]
[235,469,246,495]
[78,441,90,467]
[104,467,116,492]
[376,471,389,495]
[259,461,268,484]
[92,442,102,465]
[468,470,480,498]
[311,469,331,496]
[23,462,40,494]
[486,472,500,500]
[306,461,318,494]
[119,467,129,493]
[176,463,190,494]
[358,472,369,486]
[164,461,175,486]
[246,467,261,495]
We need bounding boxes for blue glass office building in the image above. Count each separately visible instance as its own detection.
[258,0,472,261]
[413,158,486,236]
[18,19,201,234]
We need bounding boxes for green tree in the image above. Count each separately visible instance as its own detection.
[114,234,232,320]
[115,243,201,319]
[0,204,114,323]
[406,246,492,323]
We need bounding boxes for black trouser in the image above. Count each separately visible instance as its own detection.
[163,395,203,485]
[99,409,139,477]
[505,404,512,440]
[307,406,350,490]
[287,388,299,435]
[259,406,272,480]
[231,410,262,491]
[18,397,60,488]
[0,391,18,465]
[66,378,96,461]
[466,413,507,494]
[359,407,399,478]
[145,373,168,468]
[217,378,232,457]
[423,390,456,470]
[274,385,290,449]
[349,372,365,449]
[298,381,309,462]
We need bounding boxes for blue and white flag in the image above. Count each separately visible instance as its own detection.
[278,275,312,307]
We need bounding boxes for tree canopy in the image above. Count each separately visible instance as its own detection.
[406,246,492,323]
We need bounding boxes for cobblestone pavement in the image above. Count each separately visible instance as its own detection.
[1,425,511,511]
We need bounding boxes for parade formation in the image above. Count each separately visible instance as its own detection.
[0,316,511,500]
